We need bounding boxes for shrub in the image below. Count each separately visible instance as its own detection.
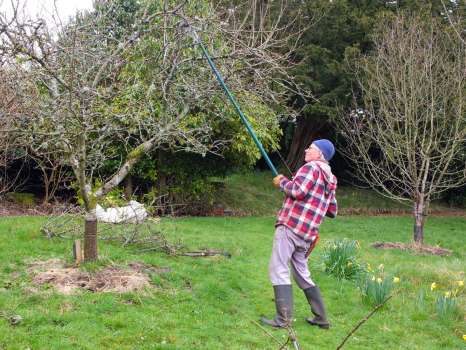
[430,280,464,321]
[5,192,36,206]
[322,239,365,280]
[100,187,127,208]
[358,274,394,307]
[435,295,461,320]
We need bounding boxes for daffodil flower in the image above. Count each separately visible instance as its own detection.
[463,334,466,341]
[444,291,451,298]
[457,280,464,287]
[378,264,384,270]
[367,264,372,272]
[371,276,376,281]
[393,277,400,283]
[430,282,437,291]
[377,277,382,284]
[347,261,353,267]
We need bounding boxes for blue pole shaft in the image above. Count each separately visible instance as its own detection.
[195,40,279,177]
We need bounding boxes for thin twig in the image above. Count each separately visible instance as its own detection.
[278,336,290,350]
[286,326,301,350]
[336,295,393,350]
[250,320,283,346]
[440,0,465,45]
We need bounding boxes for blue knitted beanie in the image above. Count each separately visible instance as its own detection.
[312,139,335,161]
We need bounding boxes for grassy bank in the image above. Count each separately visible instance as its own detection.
[215,171,459,216]
[0,215,464,349]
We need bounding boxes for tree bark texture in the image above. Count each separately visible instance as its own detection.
[413,197,425,244]
[286,116,326,172]
[84,211,98,261]
[124,175,133,200]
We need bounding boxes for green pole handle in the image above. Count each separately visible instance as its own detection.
[186,25,279,177]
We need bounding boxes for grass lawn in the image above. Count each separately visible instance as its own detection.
[0,215,464,349]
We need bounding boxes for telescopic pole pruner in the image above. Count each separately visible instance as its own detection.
[181,20,279,177]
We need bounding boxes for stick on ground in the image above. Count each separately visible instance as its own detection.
[336,295,393,350]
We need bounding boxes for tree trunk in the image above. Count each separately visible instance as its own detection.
[158,172,167,216]
[39,165,51,205]
[84,210,98,261]
[124,175,133,200]
[413,195,426,244]
[156,149,168,216]
[286,115,326,172]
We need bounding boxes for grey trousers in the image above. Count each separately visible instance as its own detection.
[269,225,315,289]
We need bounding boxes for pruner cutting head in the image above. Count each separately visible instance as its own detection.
[178,19,201,44]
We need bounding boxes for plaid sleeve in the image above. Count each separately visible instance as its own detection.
[326,194,338,218]
[279,164,317,200]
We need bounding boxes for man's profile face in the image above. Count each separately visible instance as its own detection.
[304,144,322,163]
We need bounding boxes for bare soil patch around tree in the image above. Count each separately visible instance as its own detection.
[371,242,452,256]
[28,259,170,294]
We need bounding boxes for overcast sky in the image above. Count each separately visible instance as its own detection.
[0,0,94,23]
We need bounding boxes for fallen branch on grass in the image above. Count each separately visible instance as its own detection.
[336,295,393,350]
[179,250,231,258]
[41,213,231,258]
[251,319,283,347]
[251,320,301,350]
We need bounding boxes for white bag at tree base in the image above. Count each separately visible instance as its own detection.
[95,200,148,224]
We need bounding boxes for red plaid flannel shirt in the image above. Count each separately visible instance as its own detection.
[276,161,337,242]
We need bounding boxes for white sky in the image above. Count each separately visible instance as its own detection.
[0,0,94,24]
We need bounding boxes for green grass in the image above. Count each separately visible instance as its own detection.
[216,171,454,216]
[0,215,464,349]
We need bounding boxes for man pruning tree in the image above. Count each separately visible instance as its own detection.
[261,139,338,330]
[183,17,338,331]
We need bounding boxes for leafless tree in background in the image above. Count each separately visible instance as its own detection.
[0,0,306,260]
[340,14,466,244]
[0,68,29,196]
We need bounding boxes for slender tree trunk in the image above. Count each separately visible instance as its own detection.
[42,168,50,205]
[158,173,167,216]
[286,115,326,172]
[84,209,98,261]
[413,195,426,244]
[124,175,133,200]
[157,149,167,215]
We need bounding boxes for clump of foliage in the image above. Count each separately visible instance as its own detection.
[5,192,36,206]
[430,280,464,321]
[358,273,395,307]
[435,295,461,321]
[321,239,365,280]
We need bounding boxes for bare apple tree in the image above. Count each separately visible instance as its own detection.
[340,14,466,244]
[0,0,303,260]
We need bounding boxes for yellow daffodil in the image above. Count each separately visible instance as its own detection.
[463,334,466,341]
[378,264,384,270]
[393,277,400,284]
[347,261,353,267]
[367,264,372,272]
[377,278,383,284]
[430,282,437,291]
[371,276,376,281]
[444,291,451,298]
[457,280,464,287]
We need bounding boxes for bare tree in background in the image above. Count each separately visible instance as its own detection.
[0,0,304,260]
[340,14,466,244]
[0,68,28,195]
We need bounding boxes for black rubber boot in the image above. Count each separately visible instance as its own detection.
[260,285,293,328]
[303,286,330,329]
